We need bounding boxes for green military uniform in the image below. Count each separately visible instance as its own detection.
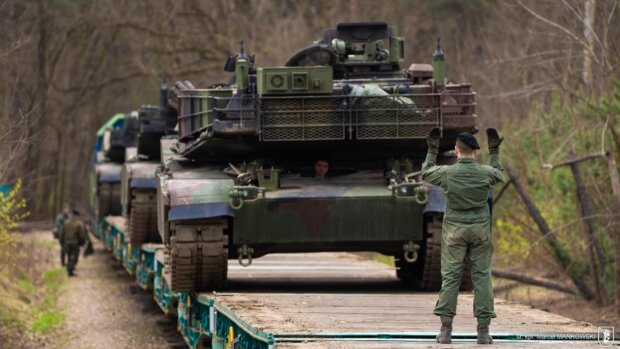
[421,128,505,344]
[60,216,87,276]
[53,212,68,265]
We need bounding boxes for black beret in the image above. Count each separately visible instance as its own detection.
[456,132,480,150]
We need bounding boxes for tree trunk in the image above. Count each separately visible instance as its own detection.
[582,0,596,93]
[27,0,49,218]
[568,148,605,304]
[504,165,595,300]
[606,152,620,315]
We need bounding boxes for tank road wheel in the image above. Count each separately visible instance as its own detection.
[128,189,160,246]
[169,219,228,292]
[97,183,112,217]
[97,182,121,217]
[397,214,472,291]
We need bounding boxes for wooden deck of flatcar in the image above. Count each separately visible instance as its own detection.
[210,253,599,348]
[98,216,603,348]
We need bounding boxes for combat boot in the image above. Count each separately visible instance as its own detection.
[477,318,493,344]
[436,316,452,344]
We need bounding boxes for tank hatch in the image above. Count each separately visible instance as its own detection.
[286,22,404,79]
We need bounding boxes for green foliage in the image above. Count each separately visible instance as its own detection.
[17,278,35,296]
[0,181,65,337]
[0,266,66,334]
[31,310,64,333]
[494,218,530,265]
[0,179,29,270]
[40,268,65,294]
[495,87,617,299]
[31,270,65,333]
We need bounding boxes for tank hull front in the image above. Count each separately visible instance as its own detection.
[161,169,427,256]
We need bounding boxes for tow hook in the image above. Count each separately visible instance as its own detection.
[229,186,266,210]
[238,244,254,267]
[403,241,420,263]
[391,182,429,204]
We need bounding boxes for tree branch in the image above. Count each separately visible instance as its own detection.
[517,0,601,65]
[492,269,577,295]
[542,151,607,170]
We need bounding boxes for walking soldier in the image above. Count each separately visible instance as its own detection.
[60,209,88,277]
[53,204,70,266]
[421,128,505,344]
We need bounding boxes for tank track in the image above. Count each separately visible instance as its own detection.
[97,182,121,217]
[128,189,161,246]
[168,219,228,292]
[397,214,472,291]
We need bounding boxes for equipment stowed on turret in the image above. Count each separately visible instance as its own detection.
[120,81,179,252]
[93,112,140,218]
[159,22,477,292]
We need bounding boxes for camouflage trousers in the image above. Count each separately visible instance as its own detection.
[433,217,496,322]
[65,244,80,275]
[60,242,66,265]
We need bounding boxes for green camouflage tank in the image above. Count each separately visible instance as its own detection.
[121,83,178,249]
[157,22,476,292]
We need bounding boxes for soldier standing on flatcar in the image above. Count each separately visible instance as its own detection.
[421,128,505,344]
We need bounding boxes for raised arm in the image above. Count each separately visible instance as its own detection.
[486,128,506,185]
[421,127,445,186]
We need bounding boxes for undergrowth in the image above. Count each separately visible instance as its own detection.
[0,237,66,341]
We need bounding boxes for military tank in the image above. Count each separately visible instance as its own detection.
[94,112,139,218]
[120,83,178,248]
[157,22,477,292]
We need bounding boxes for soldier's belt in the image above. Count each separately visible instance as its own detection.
[445,207,489,218]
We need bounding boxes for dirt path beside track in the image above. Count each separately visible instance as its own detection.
[54,234,185,349]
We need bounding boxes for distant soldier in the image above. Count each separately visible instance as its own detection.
[53,204,70,266]
[60,209,88,277]
[421,128,505,344]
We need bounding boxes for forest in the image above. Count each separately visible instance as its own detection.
[1,0,619,328]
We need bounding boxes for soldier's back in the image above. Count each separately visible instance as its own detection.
[443,159,492,211]
[63,218,84,246]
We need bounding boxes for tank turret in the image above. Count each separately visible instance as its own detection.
[170,22,476,163]
[135,81,179,160]
[98,112,139,163]
[287,22,404,79]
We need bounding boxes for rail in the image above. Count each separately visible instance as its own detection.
[177,87,476,142]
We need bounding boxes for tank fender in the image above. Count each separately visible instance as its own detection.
[99,173,121,183]
[422,184,445,214]
[130,178,157,189]
[168,203,235,221]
